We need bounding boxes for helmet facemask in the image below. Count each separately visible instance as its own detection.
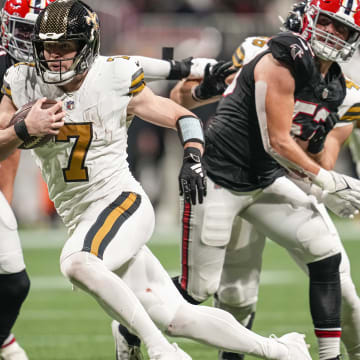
[1,10,37,62]
[1,0,56,62]
[302,3,360,62]
[33,36,98,85]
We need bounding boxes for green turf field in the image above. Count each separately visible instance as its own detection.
[13,218,360,359]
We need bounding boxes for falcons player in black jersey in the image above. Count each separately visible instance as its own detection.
[175,1,360,359]
[0,1,55,359]
[169,35,360,360]
[167,1,360,360]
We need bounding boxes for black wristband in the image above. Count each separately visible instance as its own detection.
[14,120,32,144]
[167,58,192,80]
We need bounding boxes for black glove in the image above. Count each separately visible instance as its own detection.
[193,61,237,100]
[179,147,207,205]
[307,112,338,154]
[167,57,193,80]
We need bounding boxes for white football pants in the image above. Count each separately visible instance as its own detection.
[0,191,25,274]
[59,189,293,359]
[178,176,360,359]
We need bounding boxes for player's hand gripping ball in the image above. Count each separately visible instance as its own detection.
[8,99,60,149]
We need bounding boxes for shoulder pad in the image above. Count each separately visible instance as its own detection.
[103,56,146,96]
[1,64,17,100]
[268,32,316,87]
[338,77,360,123]
[1,62,35,104]
[232,36,269,69]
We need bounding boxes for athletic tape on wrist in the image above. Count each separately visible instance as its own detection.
[176,115,204,144]
[312,168,335,192]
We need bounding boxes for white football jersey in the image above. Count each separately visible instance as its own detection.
[3,55,146,231]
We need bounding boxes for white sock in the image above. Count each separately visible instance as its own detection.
[1,334,15,348]
[317,335,341,360]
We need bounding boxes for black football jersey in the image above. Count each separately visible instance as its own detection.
[204,32,347,192]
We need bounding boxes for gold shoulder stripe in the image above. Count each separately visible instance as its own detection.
[346,79,360,90]
[130,82,145,94]
[129,68,145,95]
[13,61,35,68]
[1,84,11,97]
[107,55,130,62]
[341,103,360,122]
[232,46,245,68]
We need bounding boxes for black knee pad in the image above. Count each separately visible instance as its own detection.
[0,270,30,345]
[172,276,202,305]
[307,253,341,329]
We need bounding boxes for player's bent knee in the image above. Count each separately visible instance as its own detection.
[146,301,182,332]
[216,284,258,308]
[172,276,203,305]
[60,252,103,292]
[308,252,341,279]
[165,302,195,337]
[187,279,218,303]
[173,274,218,304]
[215,293,257,324]
[296,215,341,261]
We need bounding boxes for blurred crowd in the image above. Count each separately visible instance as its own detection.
[86,0,282,14]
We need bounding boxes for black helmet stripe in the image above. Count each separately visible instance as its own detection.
[344,0,354,16]
[40,0,77,35]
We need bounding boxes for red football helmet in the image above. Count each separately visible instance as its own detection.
[301,0,360,61]
[1,0,55,61]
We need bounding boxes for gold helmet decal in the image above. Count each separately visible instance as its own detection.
[85,10,99,32]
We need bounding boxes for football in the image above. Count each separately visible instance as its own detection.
[8,99,60,149]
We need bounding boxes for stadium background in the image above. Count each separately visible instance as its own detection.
[4,0,360,358]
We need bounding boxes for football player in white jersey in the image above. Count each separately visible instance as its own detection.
[0,1,313,359]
